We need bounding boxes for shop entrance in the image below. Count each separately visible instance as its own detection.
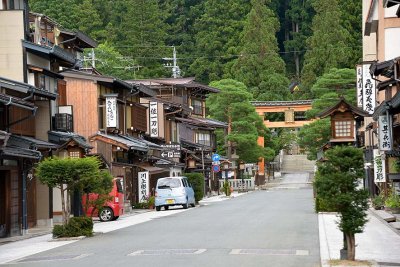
[0,170,10,237]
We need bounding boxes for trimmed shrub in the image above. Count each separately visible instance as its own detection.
[222,180,231,196]
[52,217,93,238]
[184,173,204,203]
[315,196,336,212]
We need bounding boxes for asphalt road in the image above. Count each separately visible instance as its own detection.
[7,172,320,267]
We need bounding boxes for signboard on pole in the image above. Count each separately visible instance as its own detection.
[138,171,149,203]
[105,94,118,128]
[149,102,158,137]
[379,115,392,151]
[212,165,220,172]
[373,149,385,183]
[212,154,220,162]
[356,65,363,108]
[362,63,376,114]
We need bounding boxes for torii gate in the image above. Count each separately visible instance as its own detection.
[251,100,314,179]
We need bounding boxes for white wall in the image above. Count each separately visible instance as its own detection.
[385,27,400,60]
[0,10,24,81]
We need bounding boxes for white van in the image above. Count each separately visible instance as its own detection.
[155,177,196,211]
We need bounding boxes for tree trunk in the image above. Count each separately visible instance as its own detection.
[60,185,67,225]
[345,233,356,261]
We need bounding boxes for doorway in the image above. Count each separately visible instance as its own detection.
[0,170,10,237]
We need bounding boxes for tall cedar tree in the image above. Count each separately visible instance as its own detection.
[231,0,290,101]
[160,0,204,77]
[207,79,275,162]
[301,0,350,94]
[190,0,251,84]
[314,146,368,261]
[111,0,169,78]
[29,0,104,41]
[283,0,313,79]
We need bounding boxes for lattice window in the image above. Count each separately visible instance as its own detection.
[69,151,80,158]
[334,121,352,137]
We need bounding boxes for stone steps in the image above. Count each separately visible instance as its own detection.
[281,155,316,172]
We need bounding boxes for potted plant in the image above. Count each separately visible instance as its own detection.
[147,196,155,209]
[371,194,385,210]
[385,191,400,214]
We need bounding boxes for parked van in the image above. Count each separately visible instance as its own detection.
[155,176,196,211]
[82,178,124,221]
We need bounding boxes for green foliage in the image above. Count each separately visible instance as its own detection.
[315,196,336,212]
[306,68,357,118]
[301,0,351,92]
[314,146,369,236]
[207,79,274,162]
[190,0,251,83]
[372,194,385,210]
[133,196,155,209]
[297,119,331,160]
[52,217,93,238]
[385,191,400,209]
[222,180,231,196]
[36,157,113,224]
[230,0,290,101]
[183,173,205,203]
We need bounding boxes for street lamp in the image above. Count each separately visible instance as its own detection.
[223,161,229,182]
[239,161,245,192]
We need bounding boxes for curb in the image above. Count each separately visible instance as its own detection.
[368,208,400,236]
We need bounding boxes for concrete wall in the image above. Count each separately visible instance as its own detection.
[0,10,24,81]
[362,0,378,61]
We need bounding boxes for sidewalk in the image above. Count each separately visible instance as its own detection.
[319,210,400,267]
[0,193,243,264]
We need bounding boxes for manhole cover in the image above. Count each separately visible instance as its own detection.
[128,249,206,256]
[17,254,89,263]
[230,249,309,256]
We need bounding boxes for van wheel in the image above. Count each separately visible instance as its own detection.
[164,206,169,210]
[183,200,188,209]
[190,203,195,207]
[99,207,113,222]
[156,206,161,211]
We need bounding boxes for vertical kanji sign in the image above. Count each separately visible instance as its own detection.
[356,65,363,108]
[362,64,376,114]
[379,115,392,151]
[105,95,118,128]
[149,102,158,138]
[138,171,149,203]
[373,149,385,183]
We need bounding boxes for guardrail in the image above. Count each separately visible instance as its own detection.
[219,177,255,191]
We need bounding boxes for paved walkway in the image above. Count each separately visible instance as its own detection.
[319,211,400,267]
[0,192,244,265]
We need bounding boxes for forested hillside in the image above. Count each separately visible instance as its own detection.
[29,0,361,101]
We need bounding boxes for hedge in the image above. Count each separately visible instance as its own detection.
[184,173,204,203]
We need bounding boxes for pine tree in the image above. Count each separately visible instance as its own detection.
[301,0,350,93]
[231,0,290,101]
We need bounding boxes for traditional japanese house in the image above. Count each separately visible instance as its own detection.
[0,2,96,236]
[127,77,227,193]
[362,0,400,195]
[60,70,165,209]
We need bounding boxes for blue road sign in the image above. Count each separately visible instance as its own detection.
[212,165,220,172]
[212,154,220,162]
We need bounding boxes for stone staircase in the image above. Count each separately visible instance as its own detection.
[281,154,316,173]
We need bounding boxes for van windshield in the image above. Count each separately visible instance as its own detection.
[157,178,181,189]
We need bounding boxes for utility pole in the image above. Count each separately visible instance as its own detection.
[163,46,180,78]
[91,48,95,68]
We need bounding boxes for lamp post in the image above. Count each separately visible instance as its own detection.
[223,161,229,182]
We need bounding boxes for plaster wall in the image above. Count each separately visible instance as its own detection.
[0,11,24,81]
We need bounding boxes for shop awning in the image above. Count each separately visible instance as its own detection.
[89,133,148,152]
[0,134,43,159]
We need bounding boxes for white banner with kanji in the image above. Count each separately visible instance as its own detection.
[138,171,149,203]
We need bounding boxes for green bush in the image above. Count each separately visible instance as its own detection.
[372,194,385,210]
[385,192,400,209]
[315,196,336,212]
[222,180,231,196]
[52,217,93,238]
[184,173,204,203]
